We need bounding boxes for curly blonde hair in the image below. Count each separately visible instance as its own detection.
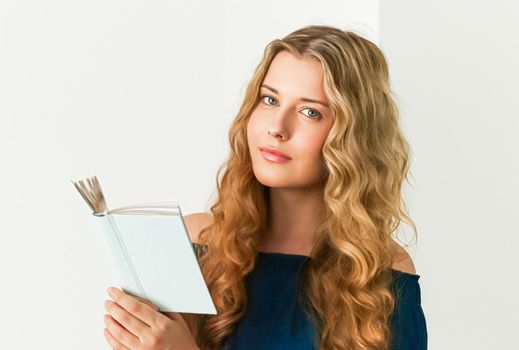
[184,24,418,350]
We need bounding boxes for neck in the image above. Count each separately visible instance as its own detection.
[258,185,326,255]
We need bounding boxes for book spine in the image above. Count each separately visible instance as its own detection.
[94,215,147,298]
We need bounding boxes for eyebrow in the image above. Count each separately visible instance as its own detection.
[260,84,330,108]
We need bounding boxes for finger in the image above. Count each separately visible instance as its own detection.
[107,287,159,327]
[105,299,148,342]
[132,294,159,311]
[119,292,159,312]
[104,313,140,349]
[103,326,131,350]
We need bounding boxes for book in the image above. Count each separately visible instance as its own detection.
[72,175,217,315]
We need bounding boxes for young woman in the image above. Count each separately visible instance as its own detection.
[103,25,428,350]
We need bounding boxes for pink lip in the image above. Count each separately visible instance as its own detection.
[260,147,291,163]
[260,147,291,159]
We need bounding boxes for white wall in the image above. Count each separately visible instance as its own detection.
[380,1,519,348]
[0,1,379,349]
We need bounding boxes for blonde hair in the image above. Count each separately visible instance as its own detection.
[185,24,418,350]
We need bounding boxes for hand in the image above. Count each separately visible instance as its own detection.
[103,287,199,350]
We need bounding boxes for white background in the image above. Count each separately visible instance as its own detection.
[0,1,378,349]
[380,1,519,348]
[2,0,518,349]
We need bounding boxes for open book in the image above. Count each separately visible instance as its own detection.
[72,175,217,314]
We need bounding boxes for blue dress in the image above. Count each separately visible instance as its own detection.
[192,244,428,350]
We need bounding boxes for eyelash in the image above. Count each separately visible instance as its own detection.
[260,95,323,120]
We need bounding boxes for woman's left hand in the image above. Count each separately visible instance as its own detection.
[103,287,199,350]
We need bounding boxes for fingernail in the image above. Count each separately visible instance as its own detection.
[107,287,120,297]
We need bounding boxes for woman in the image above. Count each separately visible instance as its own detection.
[103,24,428,350]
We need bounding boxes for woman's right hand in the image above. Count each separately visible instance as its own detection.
[103,287,200,350]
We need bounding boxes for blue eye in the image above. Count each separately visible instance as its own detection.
[260,95,322,120]
[301,108,322,120]
[261,95,277,106]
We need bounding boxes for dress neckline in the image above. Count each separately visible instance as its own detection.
[257,250,310,259]
[256,250,420,278]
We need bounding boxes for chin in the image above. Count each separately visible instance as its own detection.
[252,167,318,189]
[251,166,292,187]
[250,154,323,188]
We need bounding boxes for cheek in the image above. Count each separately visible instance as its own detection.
[291,131,329,182]
[247,113,263,146]
[293,132,326,165]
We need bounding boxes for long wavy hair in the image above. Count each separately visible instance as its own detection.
[183,24,418,350]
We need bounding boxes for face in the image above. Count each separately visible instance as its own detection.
[247,50,334,190]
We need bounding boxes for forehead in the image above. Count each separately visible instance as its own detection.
[262,51,327,101]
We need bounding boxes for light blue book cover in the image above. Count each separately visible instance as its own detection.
[73,176,217,314]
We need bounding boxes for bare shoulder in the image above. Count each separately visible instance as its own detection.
[183,211,213,244]
[390,242,417,275]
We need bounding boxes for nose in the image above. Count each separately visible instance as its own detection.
[267,108,291,140]
[268,129,286,140]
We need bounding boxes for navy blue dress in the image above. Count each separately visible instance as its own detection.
[192,244,428,350]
